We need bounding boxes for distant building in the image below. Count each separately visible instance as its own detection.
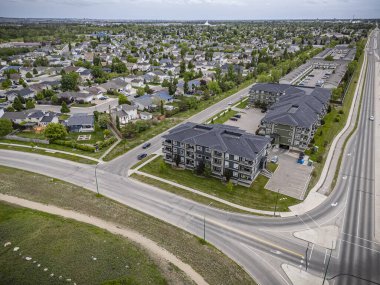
[162,123,270,186]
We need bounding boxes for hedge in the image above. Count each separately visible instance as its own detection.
[97,137,117,150]
[53,140,96,152]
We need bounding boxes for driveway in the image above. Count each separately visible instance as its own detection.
[265,148,313,200]
[224,107,264,134]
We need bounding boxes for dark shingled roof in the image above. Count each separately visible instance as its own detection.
[163,123,270,160]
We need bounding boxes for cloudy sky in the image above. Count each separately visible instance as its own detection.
[0,0,379,20]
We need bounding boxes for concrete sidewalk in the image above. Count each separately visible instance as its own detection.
[374,60,380,242]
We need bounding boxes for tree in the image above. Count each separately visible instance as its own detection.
[12,97,23,111]
[160,100,164,115]
[121,122,137,138]
[180,61,186,75]
[51,94,59,105]
[98,113,110,129]
[33,68,38,75]
[68,42,72,51]
[1,79,12,89]
[223,169,233,182]
[183,80,189,94]
[26,72,33,78]
[116,115,120,130]
[0,118,13,137]
[325,55,334,61]
[60,101,70,113]
[118,94,129,105]
[93,56,101,66]
[44,123,68,141]
[25,100,35,109]
[174,154,181,167]
[136,87,145,97]
[207,81,221,95]
[91,66,105,79]
[195,160,205,175]
[61,72,79,91]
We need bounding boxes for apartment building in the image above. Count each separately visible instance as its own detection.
[162,123,271,186]
[258,88,331,149]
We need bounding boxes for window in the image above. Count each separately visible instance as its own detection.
[233,163,239,169]
[205,147,210,152]
[180,150,184,155]
[173,147,177,152]
[233,171,238,177]
[224,161,229,167]
[197,146,202,151]
[225,153,229,159]
[180,156,184,162]
[206,156,210,160]
[197,154,202,159]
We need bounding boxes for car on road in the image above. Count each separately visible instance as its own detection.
[230,117,238,121]
[228,101,233,105]
[137,153,147,160]
[142,142,151,149]
[369,115,374,121]
[234,114,241,118]
[99,96,109,100]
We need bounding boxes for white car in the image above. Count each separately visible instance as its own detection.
[228,101,233,105]
[369,115,374,121]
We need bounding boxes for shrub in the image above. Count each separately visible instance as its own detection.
[339,110,344,115]
[323,140,328,147]
[316,155,323,163]
[334,117,340,123]
[97,137,117,150]
[53,139,96,152]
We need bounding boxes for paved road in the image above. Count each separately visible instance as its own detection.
[1,31,379,285]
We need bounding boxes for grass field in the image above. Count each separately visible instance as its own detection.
[139,157,298,212]
[0,202,169,285]
[235,99,249,109]
[0,166,255,285]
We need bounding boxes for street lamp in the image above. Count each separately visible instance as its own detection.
[95,163,100,195]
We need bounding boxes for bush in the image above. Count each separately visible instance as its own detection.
[334,117,340,123]
[53,139,96,152]
[339,110,344,114]
[320,119,325,125]
[97,137,117,150]
[323,140,328,147]
[316,155,323,163]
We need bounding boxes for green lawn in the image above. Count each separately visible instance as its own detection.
[266,162,278,173]
[209,109,238,124]
[16,131,46,140]
[0,166,255,285]
[0,202,167,285]
[58,114,70,121]
[0,144,97,164]
[139,157,299,212]
[67,130,106,145]
[305,50,365,192]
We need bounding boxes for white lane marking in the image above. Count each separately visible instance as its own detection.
[340,239,380,254]
[309,243,315,261]
[342,232,380,245]
[270,249,282,255]
[356,190,363,236]
[240,243,291,285]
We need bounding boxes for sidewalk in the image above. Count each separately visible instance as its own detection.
[0,193,208,285]
[374,59,380,242]
[0,142,100,163]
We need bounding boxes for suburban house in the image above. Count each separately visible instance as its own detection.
[140,112,153,120]
[5,88,35,102]
[38,112,59,127]
[66,113,94,132]
[58,92,94,103]
[152,90,173,103]
[258,88,331,150]
[162,123,271,186]
[132,95,155,111]
[110,104,138,125]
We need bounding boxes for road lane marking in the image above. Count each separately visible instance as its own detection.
[240,243,291,285]
[309,243,315,261]
[323,249,328,264]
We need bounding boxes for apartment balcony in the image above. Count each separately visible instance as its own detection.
[241,160,254,166]
[213,151,223,158]
[239,167,253,175]
[162,140,172,146]
[162,146,172,153]
[212,159,222,165]
[186,152,195,159]
[186,145,195,151]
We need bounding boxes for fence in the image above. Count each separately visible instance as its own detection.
[4,135,49,144]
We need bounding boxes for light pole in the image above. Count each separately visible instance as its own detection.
[95,163,100,195]
[273,189,280,216]
[305,242,310,271]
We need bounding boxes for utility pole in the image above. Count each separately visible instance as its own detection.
[322,248,332,285]
[274,189,280,216]
[95,164,100,195]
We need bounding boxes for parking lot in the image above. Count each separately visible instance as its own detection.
[298,68,332,88]
[265,148,313,200]
[224,107,264,133]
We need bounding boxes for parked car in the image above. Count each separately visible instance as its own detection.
[230,117,238,121]
[142,142,151,149]
[137,153,147,160]
[369,115,374,121]
[271,156,279,163]
[234,114,241,118]
[228,101,233,105]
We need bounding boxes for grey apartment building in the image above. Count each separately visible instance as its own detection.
[162,123,271,186]
[257,86,331,149]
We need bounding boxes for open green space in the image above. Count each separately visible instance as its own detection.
[0,166,254,285]
[0,144,97,164]
[210,109,238,124]
[139,157,299,212]
[305,50,366,192]
[235,99,249,109]
[0,202,168,285]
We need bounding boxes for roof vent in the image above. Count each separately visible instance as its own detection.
[288,105,299,114]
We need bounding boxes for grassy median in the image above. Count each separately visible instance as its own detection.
[0,166,255,285]
[138,157,298,212]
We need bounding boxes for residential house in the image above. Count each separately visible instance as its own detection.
[5,88,35,102]
[162,123,270,186]
[132,95,155,111]
[66,113,94,132]
[110,104,138,125]
[38,112,59,127]
[140,111,153,120]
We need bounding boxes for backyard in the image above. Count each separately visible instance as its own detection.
[138,157,299,212]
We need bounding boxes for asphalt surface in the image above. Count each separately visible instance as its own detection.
[1,30,379,285]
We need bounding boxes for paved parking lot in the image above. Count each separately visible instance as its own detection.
[265,149,313,200]
[224,107,264,134]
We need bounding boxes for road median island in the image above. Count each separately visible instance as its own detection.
[0,165,255,285]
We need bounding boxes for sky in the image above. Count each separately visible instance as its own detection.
[0,0,379,20]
